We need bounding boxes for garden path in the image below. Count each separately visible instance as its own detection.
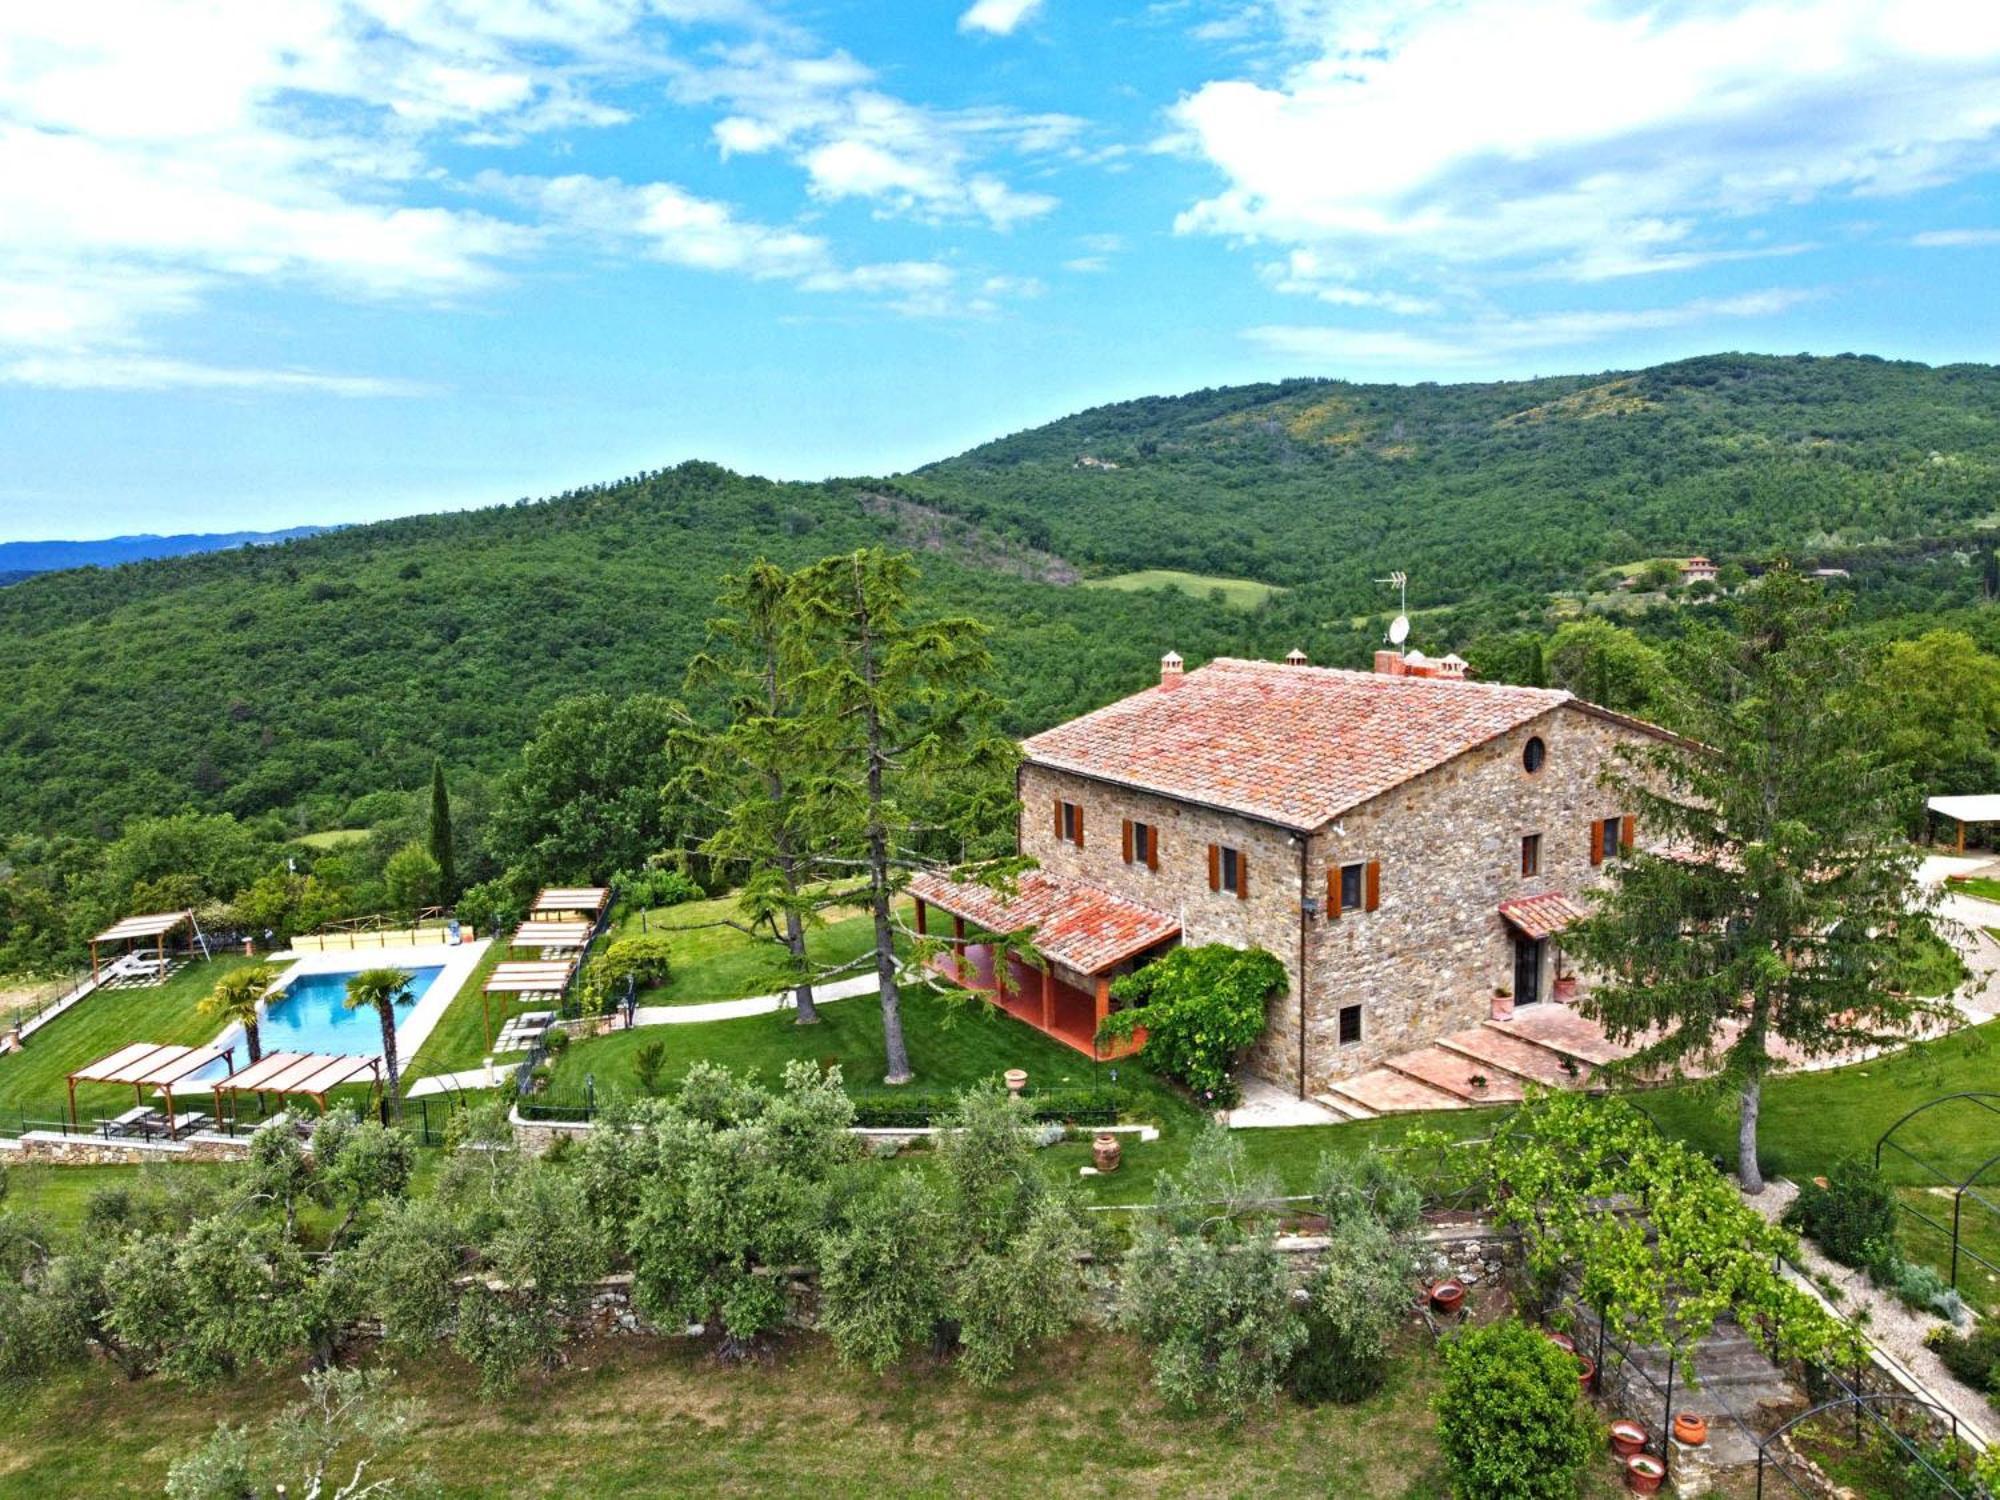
[626,970,887,1027]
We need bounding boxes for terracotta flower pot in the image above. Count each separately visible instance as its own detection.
[1610,1420,1647,1458]
[1429,1279,1466,1315]
[1576,1354,1597,1390]
[1625,1455,1665,1494]
[1491,991,1516,1021]
[1544,1330,1576,1355]
[1092,1133,1122,1173]
[1003,1068,1027,1095]
[1673,1413,1708,1448]
[1554,975,1579,1002]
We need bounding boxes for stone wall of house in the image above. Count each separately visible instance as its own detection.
[1019,761,1309,1070]
[1289,703,1662,1094]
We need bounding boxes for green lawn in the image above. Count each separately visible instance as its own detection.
[1953,877,2000,903]
[609,893,903,1007]
[1081,569,1286,611]
[0,1324,1648,1499]
[293,828,371,850]
[400,938,513,1083]
[0,955,256,1126]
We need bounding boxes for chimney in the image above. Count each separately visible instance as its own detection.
[1436,653,1468,679]
[1373,650,1407,677]
[1160,651,1184,691]
[1284,647,1309,667]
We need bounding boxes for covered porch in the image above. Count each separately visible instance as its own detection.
[907,869,1179,1060]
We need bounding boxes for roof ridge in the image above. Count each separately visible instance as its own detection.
[1201,655,1573,699]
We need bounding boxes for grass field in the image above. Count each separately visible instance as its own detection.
[1082,569,1286,611]
[400,938,511,1083]
[0,1324,1649,1499]
[0,955,256,1124]
[293,828,371,850]
[608,893,899,1007]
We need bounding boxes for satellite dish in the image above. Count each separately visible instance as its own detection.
[1388,614,1410,645]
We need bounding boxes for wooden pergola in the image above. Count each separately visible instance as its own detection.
[482,959,576,1049]
[67,1040,234,1133]
[1929,795,2000,854]
[89,910,197,982]
[212,1050,382,1121]
[531,886,609,922]
[507,919,593,952]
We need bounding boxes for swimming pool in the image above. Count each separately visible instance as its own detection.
[255,965,444,1058]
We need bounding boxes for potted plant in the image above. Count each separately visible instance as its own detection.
[1429,1279,1466,1315]
[1553,966,1578,1002]
[1491,985,1515,1021]
[1467,1073,1489,1092]
[1672,1412,1708,1447]
[1544,1328,1577,1355]
[1576,1354,1596,1390]
[1003,1068,1028,1095]
[1625,1454,1665,1494]
[1609,1419,1647,1458]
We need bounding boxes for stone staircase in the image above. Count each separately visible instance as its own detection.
[1315,1002,1619,1121]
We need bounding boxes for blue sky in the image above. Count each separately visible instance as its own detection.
[4,0,2000,541]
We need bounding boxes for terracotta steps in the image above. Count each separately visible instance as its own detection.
[1320,1069,1467,1116]
[1439,1025,1596,1088]
[1311,1090,1380,1122]
[1385,1044,1526,1103]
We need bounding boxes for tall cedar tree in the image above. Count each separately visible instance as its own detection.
[1564,567,1951,1192]
[791,550,1019,1084]
[681,561,835,1024]
[428,759,456,902]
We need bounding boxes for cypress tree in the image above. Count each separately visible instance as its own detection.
[428,758,456,902]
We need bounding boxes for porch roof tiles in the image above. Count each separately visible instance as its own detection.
[909,869,1180,976]
[1498,891,1589,941]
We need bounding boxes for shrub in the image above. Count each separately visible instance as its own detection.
[580,934,675,1014]
[1098,944,1286,1105]
[1435,1320,1595,1500]
[1785,1156,1897,1268]
[815,1171,950,1373]
[631,1041,668,1096]
[1927,1321,2000,1391]
[1287,1215,1410,1404]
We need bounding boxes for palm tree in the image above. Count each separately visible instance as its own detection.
[198,962,280,1065]
[343,967,414,1121]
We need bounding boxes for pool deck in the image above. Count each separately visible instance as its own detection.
[188,940,490,1087]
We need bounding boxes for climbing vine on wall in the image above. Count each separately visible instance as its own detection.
[1099,944,1286,1105]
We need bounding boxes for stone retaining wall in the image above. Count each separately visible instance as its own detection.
[6,1130,256,1165]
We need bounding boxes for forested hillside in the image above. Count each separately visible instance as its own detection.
[4,351,2000,844]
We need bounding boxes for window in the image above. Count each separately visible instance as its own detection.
[1521,833,1542,877]
[1123,819,1159,870]
[1055,798,1084,847]
[1327,860,1380,917]
[1338,1003,1363,1046]
[1590,814,1632,866]
[1209,843,1248,898]
[1523,736,1547,773]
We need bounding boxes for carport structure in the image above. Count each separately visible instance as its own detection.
[213,1050,383,1121]
[66,1041,234,1132]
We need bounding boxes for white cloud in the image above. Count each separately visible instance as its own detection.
[678,42,1080,228]
[1175,0,2000,302]
[959,0,1044,37]
[0,354,433,397]
[1246,289,1816,366]
[1911,228,2000,248]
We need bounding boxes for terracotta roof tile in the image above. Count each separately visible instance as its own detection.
[909,870,1180,975]
[1022,657,1575,830]
[1498,891,1589,940]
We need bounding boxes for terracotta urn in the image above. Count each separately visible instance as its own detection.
[1625,1455,1665,1495]
[1610,1420,1647,1458]
[1429,1279,1466,1315]
[1092,1133,1122,1173]
[1672,1413,1708,1448]
[1003,1068,1028,1095]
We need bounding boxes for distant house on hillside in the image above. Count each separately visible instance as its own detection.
[911,649,1681,1109]
[1681,556,1720,583]
[1072,454,1120,470]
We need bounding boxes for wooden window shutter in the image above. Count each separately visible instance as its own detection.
[1365,860,1381,912]
[1589,820,1605,866]
[1075,806,1084,849]
[1122,818,1134,863]
[1147,830,1160,871]
[1207,843,1220,891]
[1237,853,1249,901]
[1053,798,1064,839]
[1620,814,1636,852]
[1327,867,1342,918]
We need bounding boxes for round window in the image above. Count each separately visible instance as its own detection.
[1523,736,1547,773]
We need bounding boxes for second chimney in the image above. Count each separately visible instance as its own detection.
[1285,647,1309,667]
[1160,651,1184,691]
[1373,649,1407,677]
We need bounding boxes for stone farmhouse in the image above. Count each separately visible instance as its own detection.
[910,650,1682,1113]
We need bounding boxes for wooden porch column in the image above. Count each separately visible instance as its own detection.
[952,914,966,953]
[1960,818,1968,854]
[1094,976,1111,1053]
[1040,965,1053,1032]
[914,899,928,936]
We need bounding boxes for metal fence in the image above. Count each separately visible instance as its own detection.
[0,1092,464,1148]
[1877,1092,2000,1296]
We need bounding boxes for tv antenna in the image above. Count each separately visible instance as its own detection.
[1375,571,1410,646]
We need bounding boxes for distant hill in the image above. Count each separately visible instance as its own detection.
[0,527,325,581]
[1,352,1997,835]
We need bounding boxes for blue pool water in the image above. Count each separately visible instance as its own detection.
[255,965,443,1058]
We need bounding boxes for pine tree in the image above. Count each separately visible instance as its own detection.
[789,550,1020,1085]
[427,759,456,902]
[1525,637,1548,688]
[1564,567,1952,1192]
